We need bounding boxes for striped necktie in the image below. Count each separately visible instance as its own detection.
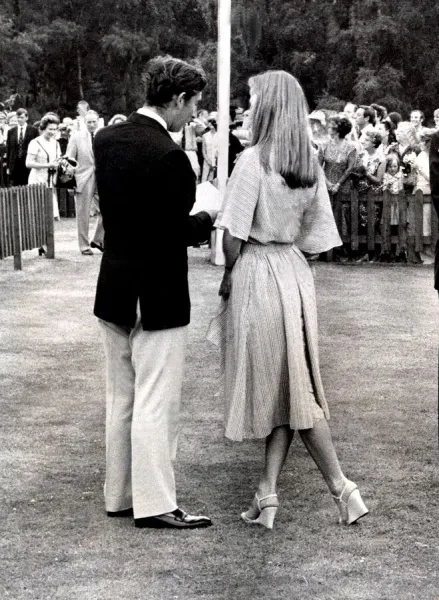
[18,127,24,158]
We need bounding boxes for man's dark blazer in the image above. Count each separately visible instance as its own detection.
[7,124,38,184]
[93,112,213,330]
[429,130,439,290]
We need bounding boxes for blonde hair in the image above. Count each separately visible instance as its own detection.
[385,153,400,171]
[248,70,317,188]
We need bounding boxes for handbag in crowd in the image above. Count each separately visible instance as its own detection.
[56,156,78,189]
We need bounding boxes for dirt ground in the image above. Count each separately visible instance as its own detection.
[0,218,438,600]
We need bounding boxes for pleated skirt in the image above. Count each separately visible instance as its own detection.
[208,243,330,441]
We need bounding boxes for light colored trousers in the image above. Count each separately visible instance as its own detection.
[99,318,188,519]
[75,177,104,251]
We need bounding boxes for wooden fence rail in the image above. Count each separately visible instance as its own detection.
[0,184,54,270]
[329,189,438,262]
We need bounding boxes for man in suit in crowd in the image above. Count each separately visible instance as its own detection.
[429,129,439,291]
[6,108,38,185]
[410,109,427,139]
[93,55,215,529]
[72,100,90,133]
[66,110,104,255]
[355,105,376,146]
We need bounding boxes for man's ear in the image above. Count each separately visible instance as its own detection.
[176,92,186,107]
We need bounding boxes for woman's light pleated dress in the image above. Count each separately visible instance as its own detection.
[208,147,342,441]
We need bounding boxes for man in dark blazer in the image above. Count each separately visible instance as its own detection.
[94,56,215,529]
[6,108,38,186]
[430,129,439,291]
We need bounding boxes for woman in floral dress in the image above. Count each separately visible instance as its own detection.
[319,115,357,258]
[352,130,386,260]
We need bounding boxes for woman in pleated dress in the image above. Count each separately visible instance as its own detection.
[208,71,368,529]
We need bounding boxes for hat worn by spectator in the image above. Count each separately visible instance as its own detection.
[308,110,326,127]
[208,111,218,122]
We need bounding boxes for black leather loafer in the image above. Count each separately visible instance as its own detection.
[107,508,134,518]
[90,241,104,252]
[134,508,212,529]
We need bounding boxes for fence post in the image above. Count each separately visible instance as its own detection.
[381,190,391,255]
[398,191,408,255]
[406,192,417,262]
[327,194,339,261]
[45,188,55,259]
[0,189,4,260]
[11,188,23,270]
[431,196,438,254]
[414,190,424,254]
[350,187,359,253]
[367,189,375,255]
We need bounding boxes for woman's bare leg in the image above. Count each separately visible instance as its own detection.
[256,425,294,497]
[299,418,348,496]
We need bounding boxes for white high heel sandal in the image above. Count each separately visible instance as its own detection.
[240,493,279,530]
[333,481,369,525]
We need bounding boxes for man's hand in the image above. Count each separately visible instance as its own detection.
[219,270,232,300]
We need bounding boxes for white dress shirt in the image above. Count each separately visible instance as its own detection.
[137,107,168,131]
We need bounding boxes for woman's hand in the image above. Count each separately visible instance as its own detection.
[219,269,232,300]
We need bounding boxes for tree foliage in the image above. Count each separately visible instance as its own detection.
[1,0,439,121]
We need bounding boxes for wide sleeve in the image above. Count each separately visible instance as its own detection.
[295,164,342,254]
[430,132,439,217]
[214,147,260,241]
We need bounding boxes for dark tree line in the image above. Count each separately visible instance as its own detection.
[1,0,438,121]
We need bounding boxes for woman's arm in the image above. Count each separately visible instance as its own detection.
[366,157,386,184]
[415,155,430,182]
[202,135,210,166]
[26,156,58,169]
[223,228,242,268]
[336,149,357,187]
[219,228,243,300]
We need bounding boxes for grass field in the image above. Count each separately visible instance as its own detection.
[0,218,438,600]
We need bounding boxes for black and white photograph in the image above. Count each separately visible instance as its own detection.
[0,1,438,598]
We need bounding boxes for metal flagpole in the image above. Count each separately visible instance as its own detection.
[210,0,231,265]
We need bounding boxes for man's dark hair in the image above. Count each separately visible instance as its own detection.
[371,103,387,121]
[382,118,397,143]
[388,112,402,127]
[143,56,207,108]
[360,105,376,126]
[16,108,28,117]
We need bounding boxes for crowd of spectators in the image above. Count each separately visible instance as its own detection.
[168,106,248,183]
[0,100,248,190]
[0,100,106,189]
[0,99,250,255]
[311,103,439,262]
[2,96,437,263]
